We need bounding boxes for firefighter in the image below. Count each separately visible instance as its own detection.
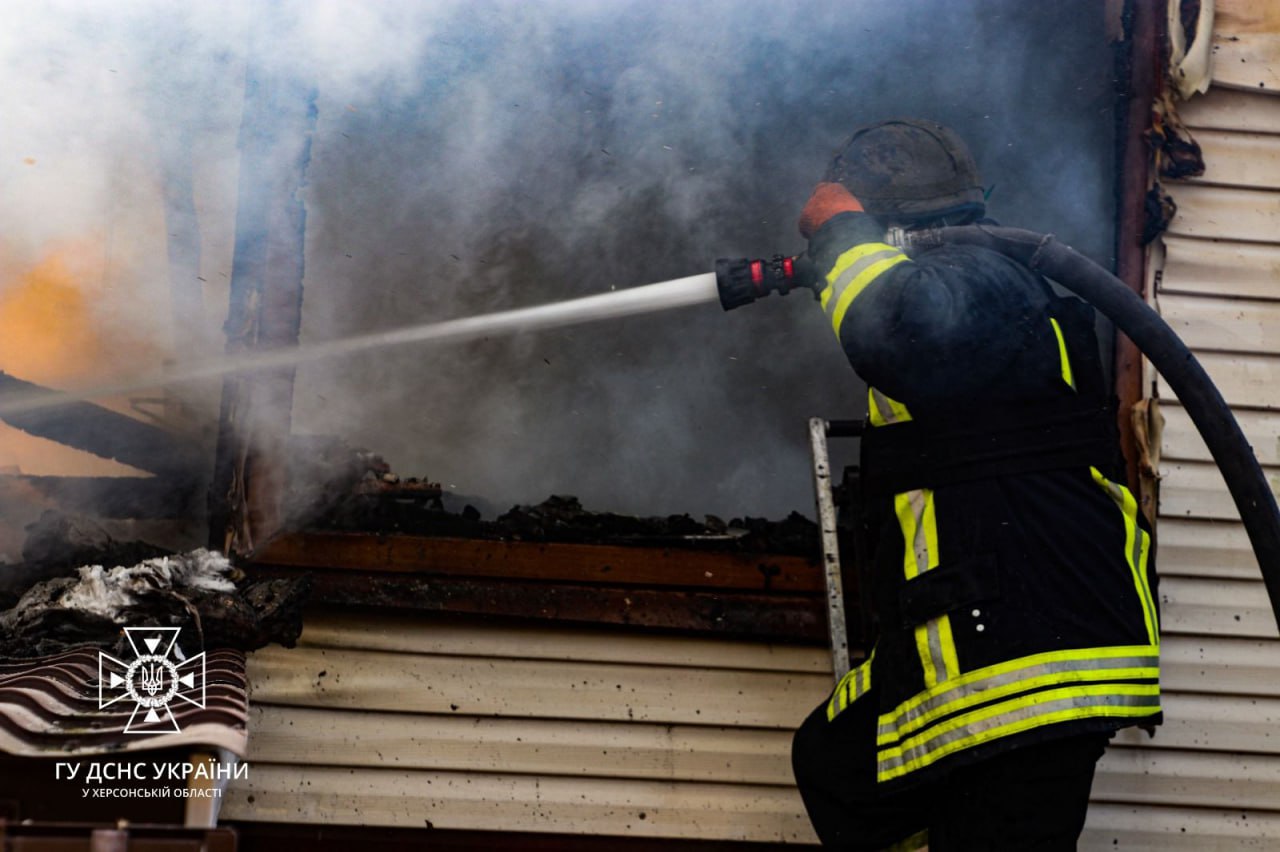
[790,119,1160,850]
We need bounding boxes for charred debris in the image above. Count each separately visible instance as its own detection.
[0,433,822,655]
[306,443,819,557]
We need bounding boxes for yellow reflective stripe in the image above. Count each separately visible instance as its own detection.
[876,661,1159,746]
[820,242,901,308]
[869,387,912,426]
[1091,467,1159,646]
[936,615,960,684]
[877,644,1159,737]
[829,254,909,338]
[827,673,851,720]
[886,829,929,852]
[912,622,939,689]
[877,686,1160,782]
[1049,317,1076,390]
[826,650,875,721]
[895,489,957,688]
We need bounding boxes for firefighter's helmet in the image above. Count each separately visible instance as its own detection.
[824,118,985,225]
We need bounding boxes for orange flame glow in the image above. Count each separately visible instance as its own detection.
[0,239,158,476]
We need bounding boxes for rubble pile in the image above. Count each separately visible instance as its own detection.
[0,534,308,658]
[285,438,820,556]
[313,490,820,557]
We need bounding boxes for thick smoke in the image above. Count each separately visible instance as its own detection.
[0,0,1118,520]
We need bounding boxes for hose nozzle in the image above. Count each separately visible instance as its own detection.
[715,254,818,311]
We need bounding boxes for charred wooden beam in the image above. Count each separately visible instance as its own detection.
[10,476,197,520]
[208,55,317,556]
[253,532,824,593]
[0,371,198,478]
[249,565,828,643]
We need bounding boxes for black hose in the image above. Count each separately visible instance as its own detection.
[910,224,1280,631]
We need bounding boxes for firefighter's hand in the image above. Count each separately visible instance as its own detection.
[798,182,864,240]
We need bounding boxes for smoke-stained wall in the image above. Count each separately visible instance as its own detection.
[0,0,1119,520]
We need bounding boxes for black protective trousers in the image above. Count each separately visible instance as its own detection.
[791,689,1109,851]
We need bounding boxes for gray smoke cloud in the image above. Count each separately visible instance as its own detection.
[1,0,1118,520]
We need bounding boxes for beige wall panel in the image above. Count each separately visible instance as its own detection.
[1094,747,1280,810]
[1160,234,1280,300]
[1157,518,1260,580]
[1158,575,1277,639]
[1185,129,1280,189]
[244,705,796,785]
[1164,183,1280,242]
[1182,87,1280,133]
[1211,0,1280,93]
[246,646,832,727]
[1158,292,1280,354]
[295,610,830,674]
[1162,634,1280,696]
[222,764,818,843]
[1159,459,1280,522]
[1082,802,1280,849]
[1110,691,1280,753]
[1156,352,1280,409]
[1160,403,1280,467]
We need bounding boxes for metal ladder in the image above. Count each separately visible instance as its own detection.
[808,417,866,683]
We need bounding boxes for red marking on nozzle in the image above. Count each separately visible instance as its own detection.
[783,257,795,279]
[750,260,765,293]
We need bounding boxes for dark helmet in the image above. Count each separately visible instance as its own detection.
[823,118,985,225]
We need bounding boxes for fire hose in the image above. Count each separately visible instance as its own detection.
[716,224,1280,632]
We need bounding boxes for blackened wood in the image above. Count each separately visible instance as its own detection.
[248,565,828,643]
[208,52,317,555]
[0,372,197,478]
[253,532,824,593]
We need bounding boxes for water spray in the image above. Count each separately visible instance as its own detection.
[0,273,721,418]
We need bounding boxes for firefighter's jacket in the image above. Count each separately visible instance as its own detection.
[808,212,1160,789]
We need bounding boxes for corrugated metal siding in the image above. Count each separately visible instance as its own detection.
[1081,40,1280,848]
[222,610,831,843]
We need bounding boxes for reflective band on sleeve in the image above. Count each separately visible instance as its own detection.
[895,489,958,688]
[876,683,1160,782]
[1090,467,1159,646]
[827,649,875,721]
[818,243,908,339]
[1049,317,1076,391]
[869,387,912,426]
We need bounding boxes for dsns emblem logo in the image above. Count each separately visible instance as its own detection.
[98,627,206,734]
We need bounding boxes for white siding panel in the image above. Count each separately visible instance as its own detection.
[1159,459,1280,522]
[1158,575,1278,639]
[295,610,829,673]
[1161,403,1280,467]
[1164,183,1280,242]
[222,764,818,843]
[1209,0,1280,94]
[1159,235,1280,300]
[1134,73,1280,852]
[1162,635,1280,696]
[1094,747,1280,810]
[1082,803,1280,850]
[1158,518,1260,579]
[1111,692,1280,753]
[244,704,796,785]
[1157,292,1280,354]
[246,645,830,728]
[1156,352,1280,410]
[1181,87,1280,133]
[238,618,831,841]
[1187,129,1280,189]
